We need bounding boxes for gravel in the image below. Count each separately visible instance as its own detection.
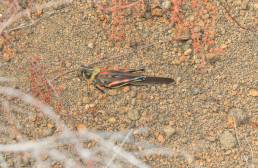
[228,108,248,126]
[161,0,172,10]
[163,125,176,138]
[191,88,202,95]
[219,130,237,149]
[128,109,141,121]
[0,0,257,167]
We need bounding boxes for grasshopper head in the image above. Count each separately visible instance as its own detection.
[80,66,94,79]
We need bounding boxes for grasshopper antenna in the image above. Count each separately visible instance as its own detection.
[52,69,78,81]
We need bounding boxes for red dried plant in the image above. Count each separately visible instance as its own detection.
[97,0,144,41]
[29,56,63,112]
[171,0,224,67]
[171,0,184,24]
[111,0,145,41]
[110,0,126,41]
[6,0,21,14]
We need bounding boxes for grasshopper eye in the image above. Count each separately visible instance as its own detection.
[85,72,92,79]
[81,69,92,79]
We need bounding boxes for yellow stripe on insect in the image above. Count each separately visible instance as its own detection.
[90,67,101,81]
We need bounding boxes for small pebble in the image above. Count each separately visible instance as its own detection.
[163,126,176,138]
[206,53,221,63]
[76,123,87,133]
[27,112,37,122]
[85,103,95,110]
[184,48,192,56]
[182,44,191,51]
[130,41,139,49]
[157,133,166,144]
[202,13,210,19]
[228,108,248,126]
[161,0,172,10]
[176,77,182,84]
[108,117,116,124]
[193,26,201,33]
[123,86,130,93]
[152,7,163,17]
[219,130,236,149]
[3,48,14,62]
[108,89,118,96]
[130,89,137,98]
[150,86,156,92]
[224,150,232,155]
[0,36,4,51]
[191,88,202,95]
[144,11,152,19]
[142,30,150,38]
[41,127,55,137]
[87,42,94,49]
[254,2,258,10]
[181,137,188,144]
[241,0,249,9]
[128,109,141,121]
[221,44,227,49]
[41,153,49,161]
[232,84,239,90]
[89,104,95,108]
[47,123,55,129]
[131,98,136,106]
[206,135,217,142]
[220,27,226,35]
[177,29,191,41]
[65,62,72,68]
[83,97,91,104]
[249,89,258,97]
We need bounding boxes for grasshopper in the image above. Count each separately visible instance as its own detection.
[80,66,175,93]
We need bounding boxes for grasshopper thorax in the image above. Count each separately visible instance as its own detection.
[80,66,100,81]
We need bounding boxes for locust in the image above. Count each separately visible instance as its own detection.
[80,65,175,93]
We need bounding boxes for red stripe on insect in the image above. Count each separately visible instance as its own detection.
[122,79,130,82]
[100,71,109,75]
[108,79,130,87]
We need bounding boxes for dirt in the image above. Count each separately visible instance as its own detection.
[0,0,257,167]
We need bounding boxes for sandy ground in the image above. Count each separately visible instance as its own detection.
[0,0,257,167]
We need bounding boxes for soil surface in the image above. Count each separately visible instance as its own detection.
[0,0,257,167]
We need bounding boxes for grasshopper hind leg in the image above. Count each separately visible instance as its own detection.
[127,68,145,73]
[107,76,146,88]
[129,82,146,86]
[116,68,145,73]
